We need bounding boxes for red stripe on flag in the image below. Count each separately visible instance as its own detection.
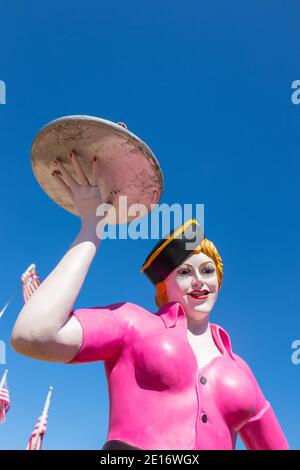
[0,386,10,423]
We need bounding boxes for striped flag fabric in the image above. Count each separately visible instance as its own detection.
[0,370,10,423]
[26,386,53,451]
[26,415,48,450]
[0,263,41,320]
[21,264,42,303]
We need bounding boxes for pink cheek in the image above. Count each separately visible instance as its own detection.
[177,280,190,293]
[208,279,218,290]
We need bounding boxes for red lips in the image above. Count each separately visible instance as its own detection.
[188,289,210,299]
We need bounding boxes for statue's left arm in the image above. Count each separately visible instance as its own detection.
[234,354,289,450]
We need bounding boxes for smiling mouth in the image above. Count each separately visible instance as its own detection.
[188,289,210,299]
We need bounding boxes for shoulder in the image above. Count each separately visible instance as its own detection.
[75,301,149,316]
[233,354,265,401]
[233,353,256,378]
[71,301,154,328]
[97,301,155,330]
[104,301,151,317]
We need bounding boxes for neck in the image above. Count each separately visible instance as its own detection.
[187,313,210,335]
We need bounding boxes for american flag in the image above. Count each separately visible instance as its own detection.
[0,370,10,423]
[0,263,41,320]
[26,415,48,450]
[26,386,53,451]
[21,264,42,303]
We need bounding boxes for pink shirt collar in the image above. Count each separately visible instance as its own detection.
[156,301,235,361]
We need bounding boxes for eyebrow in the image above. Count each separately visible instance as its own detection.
[179,261,215,268]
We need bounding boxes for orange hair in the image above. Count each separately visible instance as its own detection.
[155,238,223,307]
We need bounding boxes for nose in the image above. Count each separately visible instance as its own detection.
[191,271,204,289]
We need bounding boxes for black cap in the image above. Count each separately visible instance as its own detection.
[141,219,205,285]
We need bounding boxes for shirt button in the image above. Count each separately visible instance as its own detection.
[199,376,207,385]
[201,413,208,423]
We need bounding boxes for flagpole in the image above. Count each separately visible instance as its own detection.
[0,370,8,389]
[42,386,53,419]
[27,386,53,450]
[0,284,19,319]
[37,386,53,435]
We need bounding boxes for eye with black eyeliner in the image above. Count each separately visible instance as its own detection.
[176,263,216,279]
[176,266,192,277]
[200,264,216,278]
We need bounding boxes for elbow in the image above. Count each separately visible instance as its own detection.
[10,326,53,360]
[10,330,40,358]
[10,333,30,356]
[10,306,39,356]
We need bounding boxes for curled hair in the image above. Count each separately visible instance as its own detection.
[155,238,223,308]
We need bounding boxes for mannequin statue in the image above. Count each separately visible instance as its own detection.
[10,151,289,450]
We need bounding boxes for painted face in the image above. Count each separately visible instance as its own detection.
[164,251,219,322]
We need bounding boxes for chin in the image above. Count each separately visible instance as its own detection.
[174,296,216,316]
[186,297,216,316]
[193,302,210,310]
[193,304,212,315]
[186,309,210,323]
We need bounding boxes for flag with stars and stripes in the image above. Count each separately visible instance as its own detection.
[0,370,10,423]
[21,263,42,303]
[26,387,53,450]
[26,415,48,450]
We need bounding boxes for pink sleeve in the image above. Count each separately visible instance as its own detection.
[66,302,126,364]
[235,354,289,450]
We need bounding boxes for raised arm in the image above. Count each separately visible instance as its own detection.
[10,151,106,363]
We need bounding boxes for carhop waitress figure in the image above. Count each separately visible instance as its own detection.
[11,116,289,450]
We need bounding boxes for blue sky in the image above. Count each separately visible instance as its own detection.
[0,0,299,450]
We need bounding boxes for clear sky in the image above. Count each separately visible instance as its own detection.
[0,0,299,450]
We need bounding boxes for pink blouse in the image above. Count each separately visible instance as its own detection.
[67,301,288,450]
